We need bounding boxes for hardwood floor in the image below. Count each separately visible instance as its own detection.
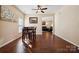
[0,32,79,53]
[0,37,31,53]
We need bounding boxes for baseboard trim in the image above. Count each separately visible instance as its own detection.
[55,33,79,48]
[0,37,21,48]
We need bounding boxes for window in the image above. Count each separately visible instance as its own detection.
[18,17,24,33]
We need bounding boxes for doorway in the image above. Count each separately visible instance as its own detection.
[42,16,53,33]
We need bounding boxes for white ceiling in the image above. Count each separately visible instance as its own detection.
[16,5,63,15]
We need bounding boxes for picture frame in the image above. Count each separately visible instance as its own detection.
[0,6,17,23]
[29,17,38,23]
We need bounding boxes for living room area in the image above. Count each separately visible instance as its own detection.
[0,5,79,53]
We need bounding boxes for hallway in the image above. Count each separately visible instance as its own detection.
[0,32,78,53]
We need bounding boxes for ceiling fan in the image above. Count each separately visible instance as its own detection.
[32,5,47,13]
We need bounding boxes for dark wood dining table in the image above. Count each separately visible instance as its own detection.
[22,27,36,49]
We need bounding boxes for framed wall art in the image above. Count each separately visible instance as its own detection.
[29,17,38,23]
[0,6,17,23]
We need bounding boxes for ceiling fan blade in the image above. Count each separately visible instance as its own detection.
[41,10,44,13]
[41,8,47,10]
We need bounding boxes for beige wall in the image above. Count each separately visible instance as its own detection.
[0,5,24,47]
[55,6,79,47]
[25,14,42,35]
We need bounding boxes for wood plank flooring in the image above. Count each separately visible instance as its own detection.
[0,32,79,53]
